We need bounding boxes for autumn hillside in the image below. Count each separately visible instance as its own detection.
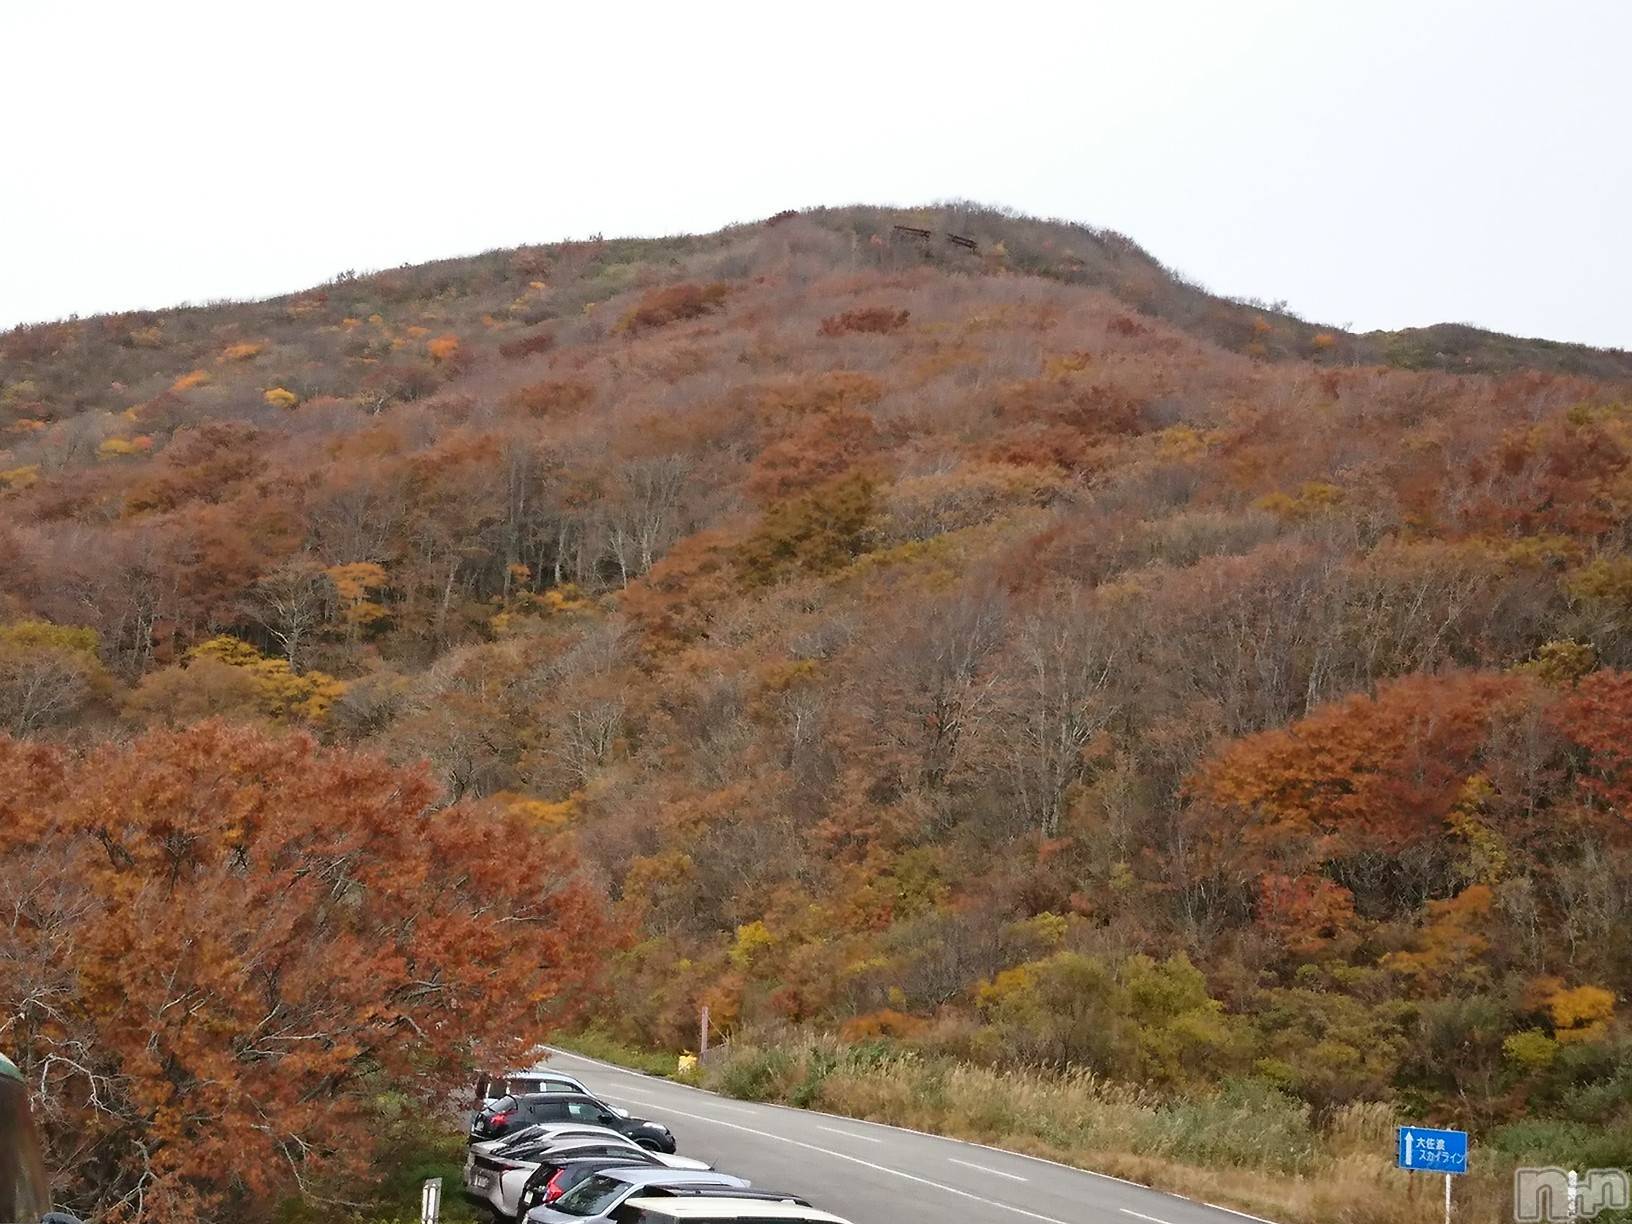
[6,203,1632,1215]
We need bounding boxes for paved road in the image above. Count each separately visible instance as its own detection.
[539,1049,1276,1224]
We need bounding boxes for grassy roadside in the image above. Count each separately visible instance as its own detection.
[552,1029,700,1081]
[567,1032,1514,1224]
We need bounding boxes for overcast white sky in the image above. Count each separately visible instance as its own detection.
[2,1,1627,347]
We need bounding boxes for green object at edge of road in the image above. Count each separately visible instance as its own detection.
[1,1048,59,1223]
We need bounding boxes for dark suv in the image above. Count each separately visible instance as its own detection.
[472,1092,676,1152]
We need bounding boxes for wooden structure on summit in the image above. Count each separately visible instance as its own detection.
[891,224,979,253]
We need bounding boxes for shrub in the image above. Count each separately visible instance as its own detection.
[426,334,463,363]
[97,436,153,458]
[715,1046,797,1101]
[617,282,729,333]
[503,379,595,419]
[754,371,884,416]
[735,473,879,586]
[498,328,556,359]
[1,464,41,488]
[819,307,909,337]
[841,1010,928,1041]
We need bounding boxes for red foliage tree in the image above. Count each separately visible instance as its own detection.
[0,722,606,1222]
[1554,669,1632,812]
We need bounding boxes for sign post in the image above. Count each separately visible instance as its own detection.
[1397,1126,1468,1224]
[699,1004,710,1057]
[421,1176,441,1224]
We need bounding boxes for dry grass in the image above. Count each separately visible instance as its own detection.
[705,1039,1512,1224]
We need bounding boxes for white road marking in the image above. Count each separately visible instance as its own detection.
[607,1097,1074,1224]
[948,1157,1029,1181]
[816,1124,883,1143]
[1204,1206,1282,1224]
[1121,1211,1176,1224]
[610,1084,759,1117]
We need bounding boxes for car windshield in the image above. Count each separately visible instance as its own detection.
[554,1174,631,1217]
[488,1095,519,1114]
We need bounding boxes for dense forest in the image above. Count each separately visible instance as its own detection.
[5,204,1632,1218]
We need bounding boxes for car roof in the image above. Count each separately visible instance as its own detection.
[493,1124,625,1151]
[516,1090,600,1103]
[500,1126,628,1149]
[596,1168,747,1187]
[622,1198,850,1223]
[551,1154,656,1169]
[530,1138,640,1156]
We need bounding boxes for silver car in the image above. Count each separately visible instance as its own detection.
[616,1199,851,1224]
[524,1167,751,1224]
[467,1131,710,1220]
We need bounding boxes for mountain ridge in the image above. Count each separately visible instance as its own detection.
[6,203,1629,394]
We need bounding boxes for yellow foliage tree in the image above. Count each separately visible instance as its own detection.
[325,562,389,632]
[1546,984,1615,1044]
[187,636,344,721]
[729,920,776,969]
[1254,482,1345,521]
[97,436,153,459]
[1,621,100,656]
[499,793,579,829]
[263,387,300,409]
[1513,639,1597,685]
[0,620,109,735]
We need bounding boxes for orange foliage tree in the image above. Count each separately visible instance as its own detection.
[0,722,606,1222]
[1192,671,1532,870]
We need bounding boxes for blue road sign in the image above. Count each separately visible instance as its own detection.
[1397,1126,1469,1174]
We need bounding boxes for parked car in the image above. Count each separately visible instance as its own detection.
[516,1154,667,1218]
[610,1199,851,1224]
[471,1123,631,1162]
[472,1093,673,1151]
[523,1168,750,1224]
[476,1069,592,1107]
[512,1147,728,1219]
[470,1137,709,1222]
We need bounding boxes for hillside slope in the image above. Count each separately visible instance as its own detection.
[4,206,1632,1170]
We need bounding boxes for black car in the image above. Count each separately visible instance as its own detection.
[517,1151,667,1216]
[471,1092,676,1152]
